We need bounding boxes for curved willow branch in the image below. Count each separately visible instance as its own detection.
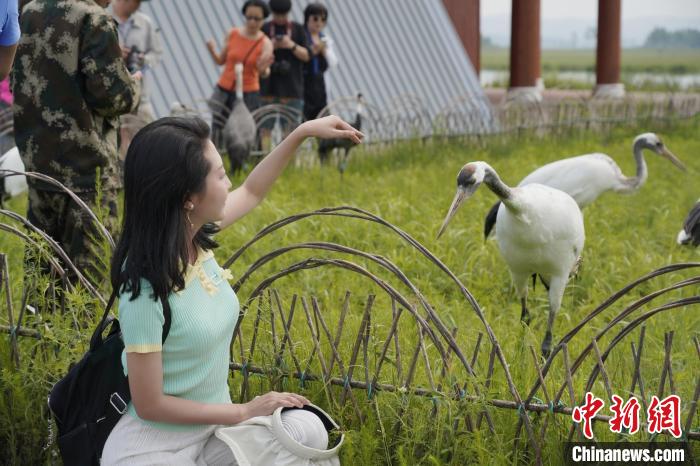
[0,169,115,249]
[566,276,700,384]
[582,296,700,395]
[514,268,700,451]
[0,209,105,305]
[224,206,541,459]
[238,247,479,379]
[0,223,67,280]
[522,263,700,403]
[233,241,477,377]
[239,257,450,365]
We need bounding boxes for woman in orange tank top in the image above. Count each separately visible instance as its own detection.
[206,0,273,139]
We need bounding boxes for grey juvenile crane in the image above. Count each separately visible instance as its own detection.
[223,63,256,173]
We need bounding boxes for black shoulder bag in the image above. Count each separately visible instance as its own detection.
[48,290,171,465]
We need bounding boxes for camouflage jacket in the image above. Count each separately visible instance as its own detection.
[12,0,140,192]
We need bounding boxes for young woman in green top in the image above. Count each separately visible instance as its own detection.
[102,115,362,464]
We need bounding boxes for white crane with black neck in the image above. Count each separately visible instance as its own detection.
[438,161,585,358]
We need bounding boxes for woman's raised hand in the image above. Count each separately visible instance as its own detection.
[243,391,311,419]
[299,115,364,145]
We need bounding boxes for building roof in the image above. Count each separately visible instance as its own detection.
[140,0,492,129]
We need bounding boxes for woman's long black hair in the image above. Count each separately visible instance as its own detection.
[110,117,219,303]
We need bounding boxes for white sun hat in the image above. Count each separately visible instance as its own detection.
[214,403,344,465]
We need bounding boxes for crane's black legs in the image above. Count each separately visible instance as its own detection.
[520,297,531,326]
[541,331,553,359]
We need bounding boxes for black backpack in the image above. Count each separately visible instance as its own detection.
[48,290,171,465]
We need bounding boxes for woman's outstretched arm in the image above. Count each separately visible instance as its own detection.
[218,115,363,229]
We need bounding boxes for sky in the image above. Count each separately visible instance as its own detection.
[481,0,700,47]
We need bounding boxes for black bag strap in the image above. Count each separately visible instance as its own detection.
[161,297,172,344]
[91,289,171,351]
[244,36,265,64]
[229,34,265,93]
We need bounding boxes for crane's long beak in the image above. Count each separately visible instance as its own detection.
[437,187,468,239]
[659,146,686,171]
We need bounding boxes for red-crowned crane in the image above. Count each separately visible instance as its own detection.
[483,133,685,239]
[438,161,585,357]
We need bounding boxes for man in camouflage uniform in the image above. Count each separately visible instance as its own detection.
[12,0,140,280]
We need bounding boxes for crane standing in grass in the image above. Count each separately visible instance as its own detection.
[438,162,585,358]
[483,133,685,239]
[318,93,363,173]
[223,63,257,173]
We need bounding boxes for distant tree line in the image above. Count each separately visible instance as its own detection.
[644,28,700,48]
[481,34,497,48]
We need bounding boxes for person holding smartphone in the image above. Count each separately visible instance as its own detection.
[302,3,338,121]
[259,0,309,124]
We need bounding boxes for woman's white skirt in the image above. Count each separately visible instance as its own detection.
[101,414,234,465]
[101,404,343,465]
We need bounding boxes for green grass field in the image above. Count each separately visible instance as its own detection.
[481,47,700,74]
[2,119,699,464]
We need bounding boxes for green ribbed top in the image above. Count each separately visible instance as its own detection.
[118,249,239,431]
